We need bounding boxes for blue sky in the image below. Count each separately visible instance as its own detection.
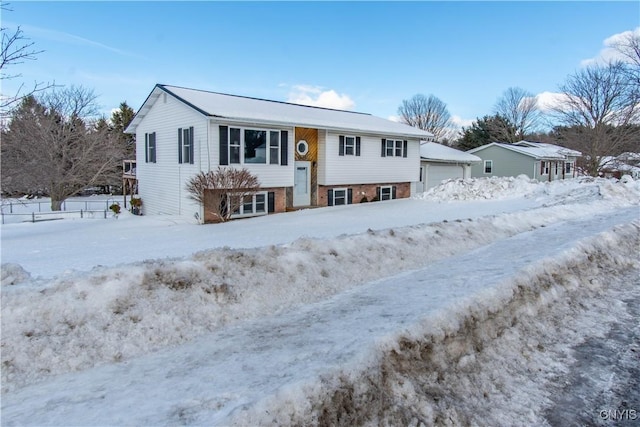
[2,1,638,128]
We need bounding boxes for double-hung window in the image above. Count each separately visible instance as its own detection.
[229,128,241,164]
[484,160,493,174]
[565,162,572,174]
[178,127,194,164]
[269,131,280,165]
[338,135,361,156]
[145,132,156,163]
[540,161,549,175]
[381,139,407,157]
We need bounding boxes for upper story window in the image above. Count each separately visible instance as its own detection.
[178,127,194,164]
[484,160,493,174]
[220,126,287,166]
[381,138,407,158]
[339,135,361,156]
[145,132,156,163]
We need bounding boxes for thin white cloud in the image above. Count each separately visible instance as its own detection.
[287,85,355,110]
[535,91,572,112]
[451,115,473,129]
[581,27,640,67]
[4,21,143,59]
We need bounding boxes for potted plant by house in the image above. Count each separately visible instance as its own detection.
[109,202,121,218]
[130,197,142,215]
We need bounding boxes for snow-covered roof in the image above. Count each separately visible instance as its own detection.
[126,84,434,139]
[468,141,581,160]
[513,141,582,157]
[420,142,481,163]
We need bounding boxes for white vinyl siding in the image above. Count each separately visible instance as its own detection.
[135,93,205,217]
[320,132,420,185]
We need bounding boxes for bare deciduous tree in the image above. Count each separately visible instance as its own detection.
[550,62,640,176]
[1,2,53,116]
[1,86,124,209]
[608,29,640,98]
[398,94,456,142]
[493,87,542,142]
[186,167,260,222]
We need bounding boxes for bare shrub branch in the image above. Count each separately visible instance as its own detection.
[186,167,261,222]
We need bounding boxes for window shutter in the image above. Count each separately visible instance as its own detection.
[381,139,386,157]
[403,140,408,158]
[540,161,544,175]
[339,135,345,156]
[328,189,334,206]
[347,188,353,204]
[280,130,288,166]
[268,192,275,213]
[355,137,361,156]
[145,133,149,163]
[178,128,183,164]
[219,126,229,165]
[392,186,397,199]
[376,186,381,200]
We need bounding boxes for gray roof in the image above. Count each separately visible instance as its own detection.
[420,142,481,163]
[126,84,434,139]
[467,141,582,160]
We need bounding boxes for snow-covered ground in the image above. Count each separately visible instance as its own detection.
[1,175,639,426]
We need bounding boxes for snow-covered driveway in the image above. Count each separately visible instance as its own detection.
[2,207,638,426]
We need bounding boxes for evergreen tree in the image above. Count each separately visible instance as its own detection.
[110,102,136,158]
[455,115,516,151]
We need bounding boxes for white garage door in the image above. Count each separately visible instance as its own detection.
[426,164,464,189]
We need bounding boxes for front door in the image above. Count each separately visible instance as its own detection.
[293,161,311,206]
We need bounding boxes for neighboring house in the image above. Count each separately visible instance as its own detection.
[417,142,481,191]
[467,141,582,181]
[599,152,640,179]
[125,84,433,222]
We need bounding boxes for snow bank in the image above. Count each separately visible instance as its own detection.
[418,175,640,204]
[2,177,639,392]
[0,207,580,392]
[227,221,640,426]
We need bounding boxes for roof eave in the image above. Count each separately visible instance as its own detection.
[207,117,431,139]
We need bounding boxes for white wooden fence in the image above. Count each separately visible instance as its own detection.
[1,198,121,224]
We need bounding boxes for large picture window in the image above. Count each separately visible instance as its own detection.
[244,130,267,164]
[222,127,284,165]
